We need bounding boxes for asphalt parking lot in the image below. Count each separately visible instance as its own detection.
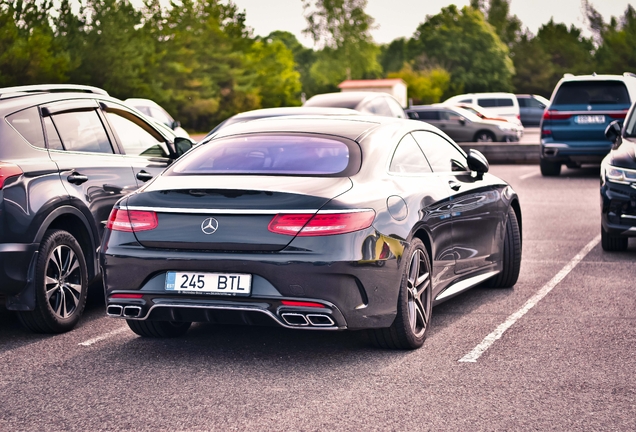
[1,164,635,431]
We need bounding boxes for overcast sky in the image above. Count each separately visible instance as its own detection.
[230,0,633,47]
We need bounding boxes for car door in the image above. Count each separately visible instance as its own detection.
[443,109,473,142]
[412,130,503,274]
[387,133,456,291]
[527,97,546,125]
[42,99,139,239]
[99,101,175,185]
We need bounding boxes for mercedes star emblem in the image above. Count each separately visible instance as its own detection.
[201,217,219,235]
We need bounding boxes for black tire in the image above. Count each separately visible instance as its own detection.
[540,159,561,176]
[474,130,496,142]
[17,229,88,333]
[601,226,628,251]
[487,206,522,288]
[369,239,432,350]
[127,319,191,338]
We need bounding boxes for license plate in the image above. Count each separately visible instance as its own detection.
[575,115,605,124]
[165,272,252,296]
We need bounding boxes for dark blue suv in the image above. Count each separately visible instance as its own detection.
[540,73,636,176]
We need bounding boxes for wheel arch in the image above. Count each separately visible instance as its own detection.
[509,199,522,248]
[35,206,99,281]
[410,226,434,267]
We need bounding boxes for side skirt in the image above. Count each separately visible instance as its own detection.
[434,270,499,303]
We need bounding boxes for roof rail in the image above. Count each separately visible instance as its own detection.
[624,72,636,78]
[563,73,574,77]
[0,84,108,98]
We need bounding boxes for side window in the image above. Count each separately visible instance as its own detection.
[517,98,528,107]
[389,134,432,174]
[7,107,45,148]
[43,117,64,150]
[385,98,405,118]
[459,99,472,103]
[477,98,497,108]
[50,110,113,154]
[528,98,545,108]
[412,131,467,173]
[439,110,451,121]
[416,111,440,120]
[105,111,169,158]
[497,98,514,107]
[149,106,173,127]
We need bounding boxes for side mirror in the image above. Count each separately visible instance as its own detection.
[467,149,489,174]
[605,120,623,149]
[174,137,194,157]
[458,117,466,126]
[407,111,419,120]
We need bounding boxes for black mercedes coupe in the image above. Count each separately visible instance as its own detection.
[100,115,522,349]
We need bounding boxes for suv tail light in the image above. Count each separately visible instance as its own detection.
[609,110,629,119]
[0,162,23,189]
[268,210,375,236]
[106,208,158,232]
[543,111,571,120]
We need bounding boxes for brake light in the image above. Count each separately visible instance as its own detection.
[0,162,23,189]
[268,210,375,236]
[543,111,571,120]
[110,293,143,299]
[609,110,629,119]
[281,300,325,308]
[541,129,552,138]
[106,208,158,232]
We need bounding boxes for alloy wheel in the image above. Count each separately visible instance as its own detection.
[406,249,431,338]
[45,245,83,319]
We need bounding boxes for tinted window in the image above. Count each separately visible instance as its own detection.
[497,98,514,107]
[527,98,545,108]
[460,99,472,103]
[106,111,169,158]
[412,131,467,173]
[389,134,432,174]
[170,135,355,176]
[51,111,113,153]
[477,98,497,108]
[517,98,528,107]
[7,107,45,148]
[43,117,64,150]
[553,81,630,105]
[416,111,440,120]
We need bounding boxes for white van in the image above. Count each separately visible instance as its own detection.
[443,92,521,125]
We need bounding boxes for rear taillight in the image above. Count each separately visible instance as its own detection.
[543,111,571,120]
[109,293,143,299]
[106,208,158,232]
[609,110,629,119]
[268,210,375,236]
[0,162,23,189]
[281,300,325,308]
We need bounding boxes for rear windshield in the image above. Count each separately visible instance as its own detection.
[477,98,514,107]
[168,134,360,176]
[553,81,630,105]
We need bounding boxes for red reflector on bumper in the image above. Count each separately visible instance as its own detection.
[281,300,325,308]
[110,293,144,299]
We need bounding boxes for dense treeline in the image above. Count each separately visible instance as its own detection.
[1,0,635,131]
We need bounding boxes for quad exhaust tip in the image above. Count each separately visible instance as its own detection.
[280,312,335,327]
[107,305,123,317]
[123,306,142,318]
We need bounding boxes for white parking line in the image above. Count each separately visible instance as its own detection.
[78,326,129,347]
[458,234,601,363]
[519,171,539,180]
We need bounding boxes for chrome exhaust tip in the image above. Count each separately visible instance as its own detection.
[107,305,123,317]
[123,305,142,318]
[306,314,335,327]
[280,313,309,326]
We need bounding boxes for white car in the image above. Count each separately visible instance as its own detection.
[125,98,190,138]
[443,92,522,126]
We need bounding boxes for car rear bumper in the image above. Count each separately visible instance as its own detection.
[0,243,37,296]
[541,141,611,164]
[101,234,405,330]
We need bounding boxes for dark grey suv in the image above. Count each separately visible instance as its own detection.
[0,84,193,333]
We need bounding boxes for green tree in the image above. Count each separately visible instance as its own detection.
[0,0,70,86]
[387,65,450,104]
[586,3,636,75]
[408,5,514,96]
[267,30,318,98]
[510,33,554,96]
[302,0,382,86]
[471,0,522,48]
[379,38,407,74]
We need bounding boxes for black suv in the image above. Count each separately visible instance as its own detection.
[601,102,636,251]
[0,84,193,333]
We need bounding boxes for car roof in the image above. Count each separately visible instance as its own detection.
[212,115,401,142]
[303,92,388,109]
[231,106,360,120]
[125,98,163,108]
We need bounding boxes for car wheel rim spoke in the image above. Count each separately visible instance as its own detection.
[46,245,82,319]
[406,249,430,338]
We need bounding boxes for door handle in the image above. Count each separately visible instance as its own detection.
[103,184,123,194]
[67,172,88,185]
[136,170,154,182]
[449,181,461,191]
